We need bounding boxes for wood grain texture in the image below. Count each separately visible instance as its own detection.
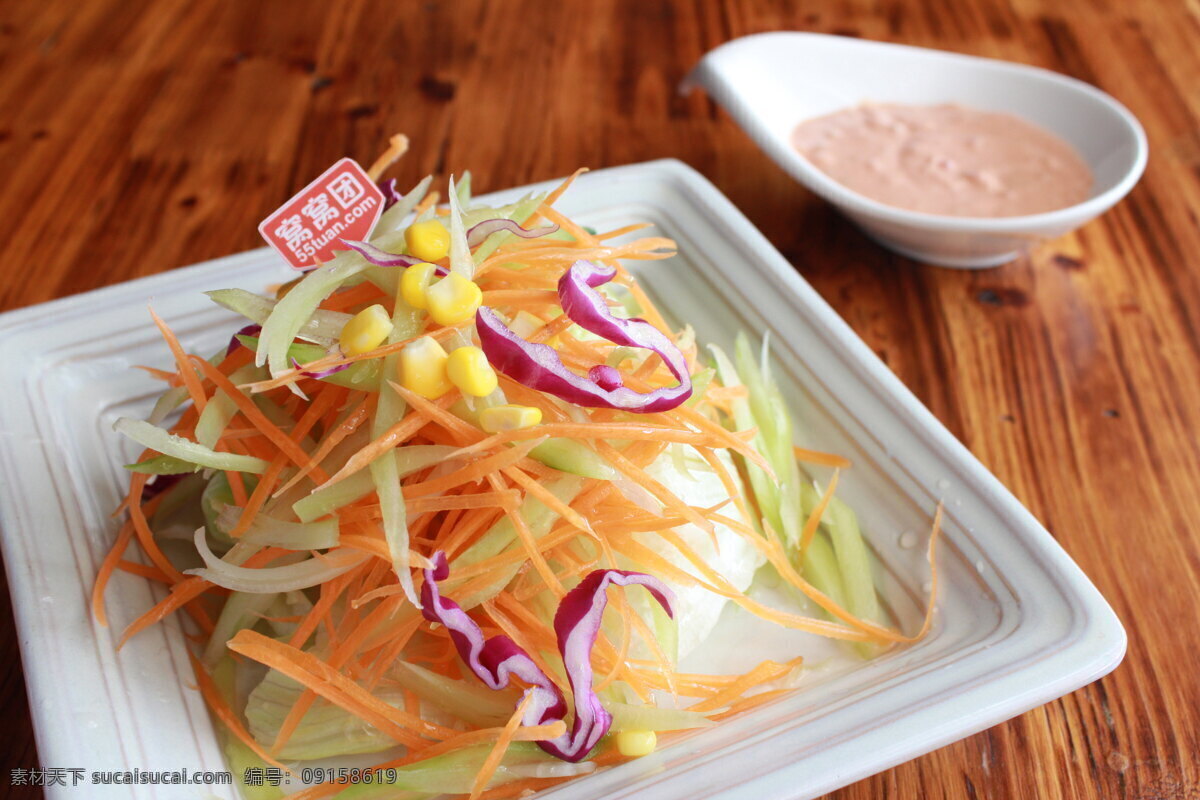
[1,0,1198,797]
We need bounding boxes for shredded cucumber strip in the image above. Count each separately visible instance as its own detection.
[374,174,433,235]
[125,454,199,475]
[291,446,453,523]
[187,529,365,593]
[114,417,270,474]
[391,662,516,729]
[604,699,712,732]
[196,364,263,449]
[212,658,285,800]
[447,476,585,609]
[371,298,427,606]
[246,669,406,760]
[203,590,278,666]
[238,335,381,391]
[453,398,615,480]
[454,171,472,207]
[257,174,430,371]
[716,335,883,657]
[448,175,472,278]
[147,384,191,426]
[217,508,341,551]
[257,229,405,376]
[206,289,351,348]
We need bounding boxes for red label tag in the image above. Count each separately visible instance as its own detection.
[258,158,385,270]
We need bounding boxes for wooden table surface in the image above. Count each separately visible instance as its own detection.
[2,0,1198,797]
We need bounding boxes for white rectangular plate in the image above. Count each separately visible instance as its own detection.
[0,159,1124,800]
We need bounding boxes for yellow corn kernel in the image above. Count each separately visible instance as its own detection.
[446,346,498,397]
[479,404,543,433]
[405,219,450,262]
[400,262,438,310]
[339,304,394,356]
[615,730,657,758]
[398,336,452,399]
[426,273,483,326]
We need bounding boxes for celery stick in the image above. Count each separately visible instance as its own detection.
[709,344,780,531]
[826,496,883,658]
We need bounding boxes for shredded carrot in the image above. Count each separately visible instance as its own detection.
[119,577,212,648]
[92,519,136,628]
[800,470,840,557]
[275,395,373,496]
[132,364,181,383]
[402,439,542,499]
[366,133,410,181]
[125,473,186,583]
[228,630,450,749]
[688,657,803,712]
[189,653,292,772]
[471,693,534,800]
[148,307,208,413]
[191,355,328,481]
[115,560,171,583]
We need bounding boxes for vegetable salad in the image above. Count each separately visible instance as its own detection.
[98,137,939,800]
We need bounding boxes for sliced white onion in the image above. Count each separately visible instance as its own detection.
[187,528,366,593]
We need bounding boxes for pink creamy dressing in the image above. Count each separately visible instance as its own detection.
[792,103,1093,217]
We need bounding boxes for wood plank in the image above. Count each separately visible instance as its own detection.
[0,0,1197,797]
